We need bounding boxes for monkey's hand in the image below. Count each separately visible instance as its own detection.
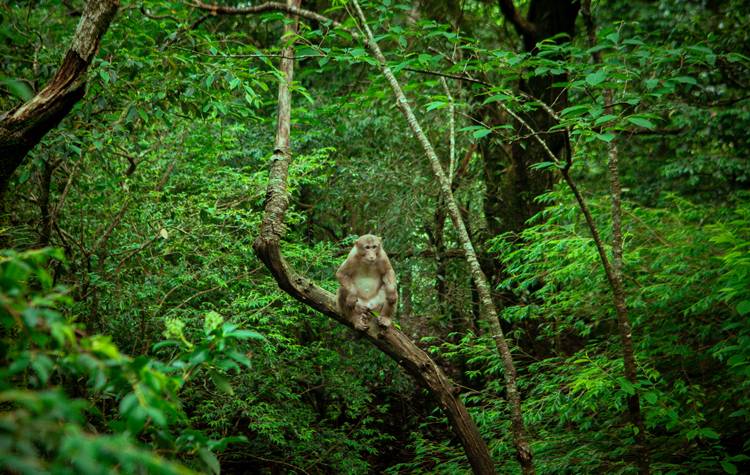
[345,293,358,308]
[376,315,392,328]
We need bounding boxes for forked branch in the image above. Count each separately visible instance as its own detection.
[250,2,495,473]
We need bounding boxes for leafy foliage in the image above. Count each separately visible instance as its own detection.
[1,0,748,473]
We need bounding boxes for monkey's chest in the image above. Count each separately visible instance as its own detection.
[353,273,381,299]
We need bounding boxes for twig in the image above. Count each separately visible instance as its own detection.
[187,0,352,33]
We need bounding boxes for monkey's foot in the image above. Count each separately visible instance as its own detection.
[376,316,391,328]
[354,314,369,331]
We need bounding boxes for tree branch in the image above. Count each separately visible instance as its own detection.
[497,0,535,38]
[251,2,497,475]
[350,1,531,473]
[188,0,350,32]
[0,0,119,195]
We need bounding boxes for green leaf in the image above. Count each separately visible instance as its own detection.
[483,93,511,104]
[199,448,221,475]
[585,70,607,86]
[472,128,492,139]
[152,340,180,351]
[31,355,53,385]
[699,427,720,439]
[529,161,556,171]
[594,114,617,126]
[349,48,366,58]
[721,461,738,475]
[228,350,251,368]
[119,392,138,416]
[727,52,750,64]
[617,377,635,395]
[671,75,697,86]
[1,77,33,100]
[595,132,616,143]
[228,329,264,340]
[210,370,234,395]
[561,104,590,117]
[425,101,446,111]
[736,300,750,315]
[627,117,656,129]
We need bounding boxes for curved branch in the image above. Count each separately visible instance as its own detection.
[251,2,495,474]
[0,0,119,194]
[497,0,535,37]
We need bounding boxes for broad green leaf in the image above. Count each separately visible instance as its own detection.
[627,116,656,129]
[210,370,234,395]
[472,128,492,139]
[585,70,607,86]
[199,448,221,475]
[721,461,738,475]
[483,94,511,104]
[1,77,33,100]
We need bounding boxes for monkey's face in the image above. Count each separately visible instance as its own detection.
[356,235,381,265]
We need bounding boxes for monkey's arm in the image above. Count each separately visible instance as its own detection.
[379,254,398,321]
[336,249,361,309]
[336,262,358,295]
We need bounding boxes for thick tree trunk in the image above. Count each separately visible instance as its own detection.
[0,0,118,195]
[251,2,496,474]
[485,0,580,236]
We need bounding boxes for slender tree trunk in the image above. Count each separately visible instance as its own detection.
[580,2,650,472]
[0,0,118,195]
[37,158,59,247]
[504,67,650,470]
[251,2,496,473]
[350,2,533,472]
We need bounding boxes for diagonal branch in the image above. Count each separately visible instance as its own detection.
[250,2,495,474]
[0,0,119,195]
[349,1,532,473]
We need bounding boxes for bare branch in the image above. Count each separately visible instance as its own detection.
[0,0,119,194]
[187,0,352,33]
[497,0,535,37]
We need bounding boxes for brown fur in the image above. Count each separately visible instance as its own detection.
[336,234,398,330]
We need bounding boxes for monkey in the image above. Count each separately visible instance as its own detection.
[336,234,398,331]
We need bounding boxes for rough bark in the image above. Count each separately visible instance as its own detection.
[0,0,119,195]
[350,2,533,473]
[251,2,496,474]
